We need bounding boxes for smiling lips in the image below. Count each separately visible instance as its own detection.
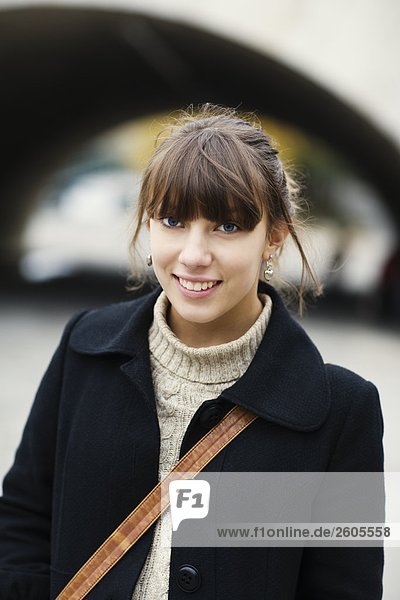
[178,277,219,291]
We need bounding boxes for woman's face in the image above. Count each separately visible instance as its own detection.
[148,212,287,344]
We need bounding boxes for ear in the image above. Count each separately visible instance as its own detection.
[262,224,289,260]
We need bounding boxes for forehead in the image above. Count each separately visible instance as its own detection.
[148,172,265,228]
[143,127,269,230]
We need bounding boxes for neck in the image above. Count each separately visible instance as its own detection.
[167,297,264,347]
[148,291,273,384]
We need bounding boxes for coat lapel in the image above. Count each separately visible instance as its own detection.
[222,283,331,431]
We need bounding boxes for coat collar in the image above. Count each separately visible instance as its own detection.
[69,282,330,432]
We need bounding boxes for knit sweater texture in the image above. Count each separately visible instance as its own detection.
[132,291,272,599]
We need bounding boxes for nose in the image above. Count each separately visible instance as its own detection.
[178,228,212,269]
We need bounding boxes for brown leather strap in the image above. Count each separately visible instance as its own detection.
[55,405,257,600]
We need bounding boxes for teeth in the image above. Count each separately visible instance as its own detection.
[178,277,218,291]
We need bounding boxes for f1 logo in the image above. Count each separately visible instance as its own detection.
[169,480,211,531]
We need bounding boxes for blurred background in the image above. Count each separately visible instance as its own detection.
[0,0,399,596]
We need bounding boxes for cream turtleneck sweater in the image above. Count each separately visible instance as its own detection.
[132,291,272,600]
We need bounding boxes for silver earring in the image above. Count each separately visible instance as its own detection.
[146,254,153,267]
[264,254,274,281]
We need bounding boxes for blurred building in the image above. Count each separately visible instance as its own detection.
[0,0,399,307]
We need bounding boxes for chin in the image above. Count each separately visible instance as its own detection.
[174,304,220,324]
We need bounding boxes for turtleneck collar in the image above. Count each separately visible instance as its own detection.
[148,291,272,384]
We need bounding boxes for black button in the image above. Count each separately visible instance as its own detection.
[176,564,201,592]
[199,404,225,427]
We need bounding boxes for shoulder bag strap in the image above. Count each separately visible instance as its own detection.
[56,404,257,600]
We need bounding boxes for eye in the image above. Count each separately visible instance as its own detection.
[161,217,182,228]
[217,223,239,233]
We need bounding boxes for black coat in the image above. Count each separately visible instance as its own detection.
[0,282,384,599]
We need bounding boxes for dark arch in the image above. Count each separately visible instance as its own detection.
[1,6,399,274]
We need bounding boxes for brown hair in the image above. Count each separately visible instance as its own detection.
[127,103,323,315]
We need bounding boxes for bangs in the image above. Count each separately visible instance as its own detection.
[142,129,265,230]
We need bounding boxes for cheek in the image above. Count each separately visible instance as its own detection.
[149,225,174,277]
[227,243,263,273]
[151,233,175,263]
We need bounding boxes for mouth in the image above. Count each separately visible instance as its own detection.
[173,275,222,296]
[175,275,220,291]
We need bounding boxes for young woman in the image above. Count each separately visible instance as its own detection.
[0,105,384,599]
